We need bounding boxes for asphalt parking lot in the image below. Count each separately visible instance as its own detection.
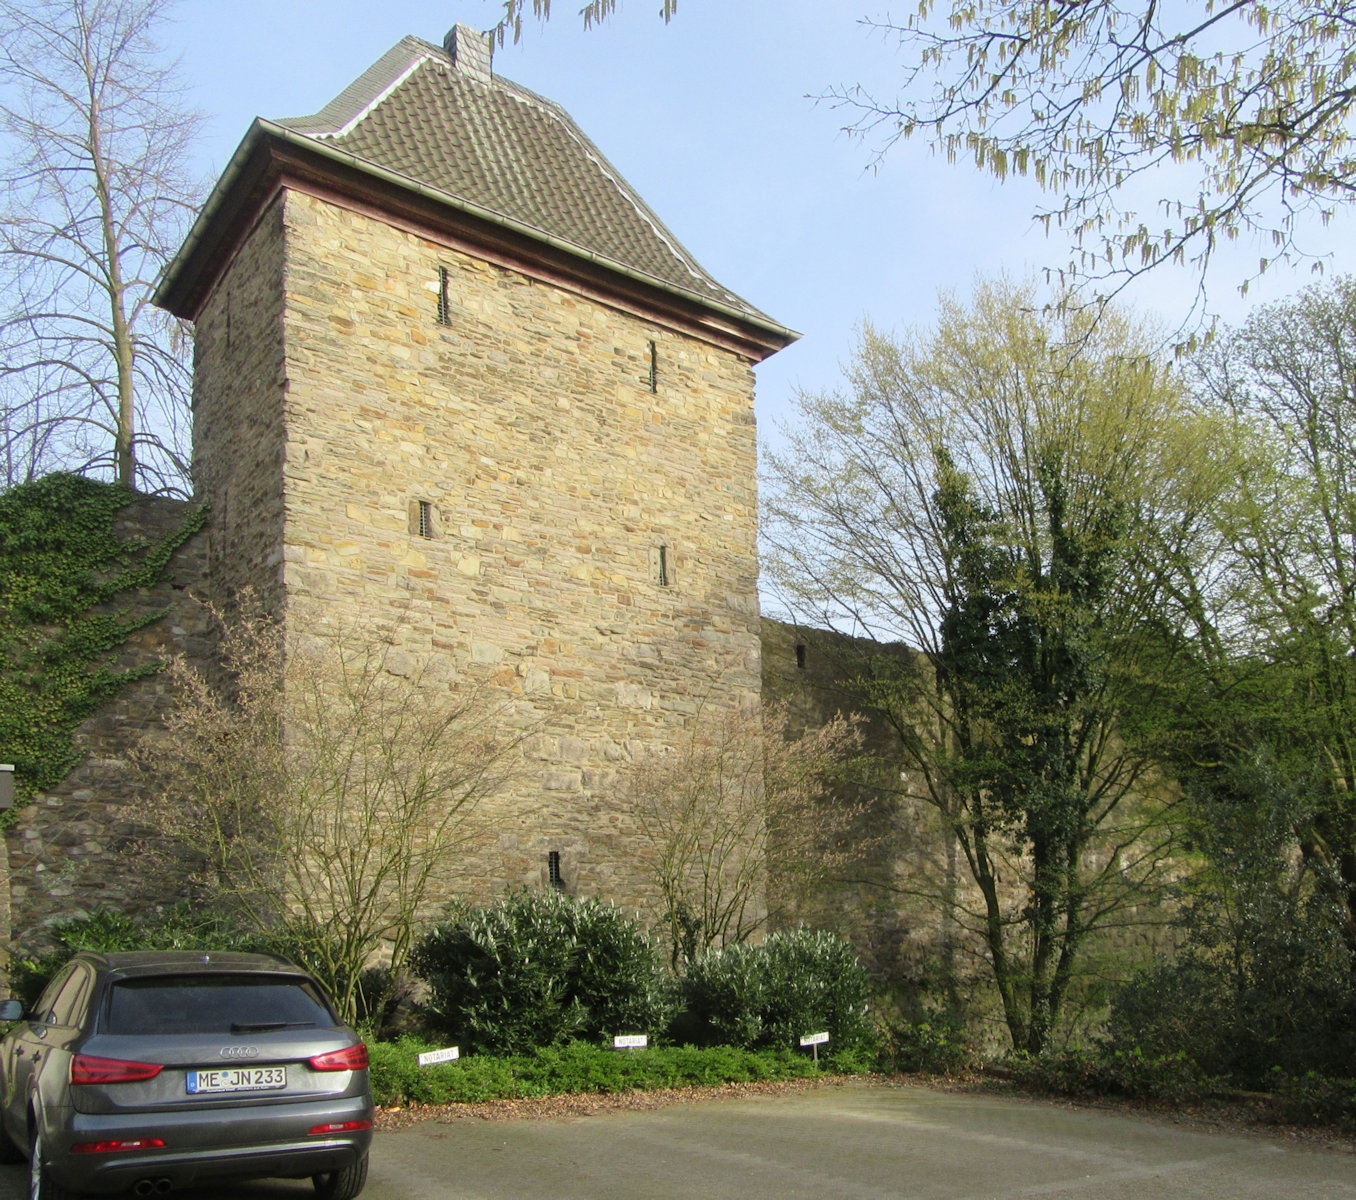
[3,1081,1353,1199]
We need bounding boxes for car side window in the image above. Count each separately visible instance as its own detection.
[33,965,75,1024]
[39,964,89,1027]
[52,967,92,1027]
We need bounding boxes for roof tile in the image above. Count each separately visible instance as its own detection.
[273,32,778,327]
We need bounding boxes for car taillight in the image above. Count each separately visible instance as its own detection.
[70,1055,164,1085]
[308,1044,368,1072]
[309,1119,373,1135]
[71,1138,166,1154]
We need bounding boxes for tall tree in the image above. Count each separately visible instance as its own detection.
[0,0,200,494]
[1192,274,1356,975]
[832,2,1356,307]
[763,278,1229,1052]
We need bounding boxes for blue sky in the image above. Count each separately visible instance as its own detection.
[172,2,1356,442]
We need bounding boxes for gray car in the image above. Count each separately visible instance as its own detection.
[0,950,373,1199]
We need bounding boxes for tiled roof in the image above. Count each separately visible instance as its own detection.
[271,30,785,332]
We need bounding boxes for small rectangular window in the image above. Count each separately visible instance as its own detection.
[436,266,451,325]
[650,543,673,587]
[548,850,564,889]
[411,500,438,539]
[647,340,658,392]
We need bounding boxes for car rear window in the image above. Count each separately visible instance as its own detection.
[104,975,336,1036]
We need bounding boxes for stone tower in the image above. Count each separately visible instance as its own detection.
[154,27,796,910]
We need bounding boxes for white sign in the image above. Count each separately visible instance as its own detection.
[799,1032,830,1047]
[613,1034,648,1049]
[417,1046,460,1066]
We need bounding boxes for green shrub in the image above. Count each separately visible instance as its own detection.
[7,904,232,1007]
[1272,1071,1356,1132]
[5,906,362,1016]
[881,1013,974,1075]
[409,890,669,1054]
[1105,908,1356,1087]
[1001,1048,1213,1104]
[366,1037,827,1107]
[1108,753,1356,1088]
[680,929,873,1053]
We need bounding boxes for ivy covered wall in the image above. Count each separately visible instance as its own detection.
[0,474,209,940]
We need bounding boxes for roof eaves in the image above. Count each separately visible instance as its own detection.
[155,117,797,346]
[276,118,796,338]
[152,117,267,313]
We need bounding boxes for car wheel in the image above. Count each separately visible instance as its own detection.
[29,1130,81,1200]
[312,1151,369,1200]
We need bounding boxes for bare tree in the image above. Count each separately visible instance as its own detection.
[138,606,522,1024]
[623,700,868,967]
[0,0,200,494]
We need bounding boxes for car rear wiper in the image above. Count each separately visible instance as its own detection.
[228,1020,318,1032]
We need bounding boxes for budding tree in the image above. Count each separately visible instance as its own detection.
[832,2,1356,307]
[623,700,867,967]
[139,608,521,1023]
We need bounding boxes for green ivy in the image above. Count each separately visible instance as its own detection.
[0,472,208,826]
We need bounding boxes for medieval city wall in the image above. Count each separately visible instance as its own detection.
[5,499,212,942]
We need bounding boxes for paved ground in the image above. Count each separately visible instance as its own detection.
[4,1081,1354,1199]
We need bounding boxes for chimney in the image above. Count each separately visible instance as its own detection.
[444,24,493,84]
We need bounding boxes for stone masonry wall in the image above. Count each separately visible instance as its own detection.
[191,195,289,615]
[760,618,954,987]
[5,499,212,945]
[192,188,765,925]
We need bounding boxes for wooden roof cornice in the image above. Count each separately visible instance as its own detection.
[155,118,798,363]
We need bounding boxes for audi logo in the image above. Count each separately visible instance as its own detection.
[219,1045,260,1060]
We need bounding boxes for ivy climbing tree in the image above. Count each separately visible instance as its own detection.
[763,278,1231,1052]
[0,472,206,823]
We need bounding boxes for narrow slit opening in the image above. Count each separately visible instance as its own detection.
[436,266,451,325]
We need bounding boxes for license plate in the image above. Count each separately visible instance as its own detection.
[186,1066,287,1094]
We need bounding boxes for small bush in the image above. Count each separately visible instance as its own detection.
[1001,1048,1213,1105]
[409,890,669,1054]
[1271,1071,1356,1133]
[680,929,873,1053]
[881,1013,974,1075]
[1106,940,1356,1087]
[7,904,242,1007]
